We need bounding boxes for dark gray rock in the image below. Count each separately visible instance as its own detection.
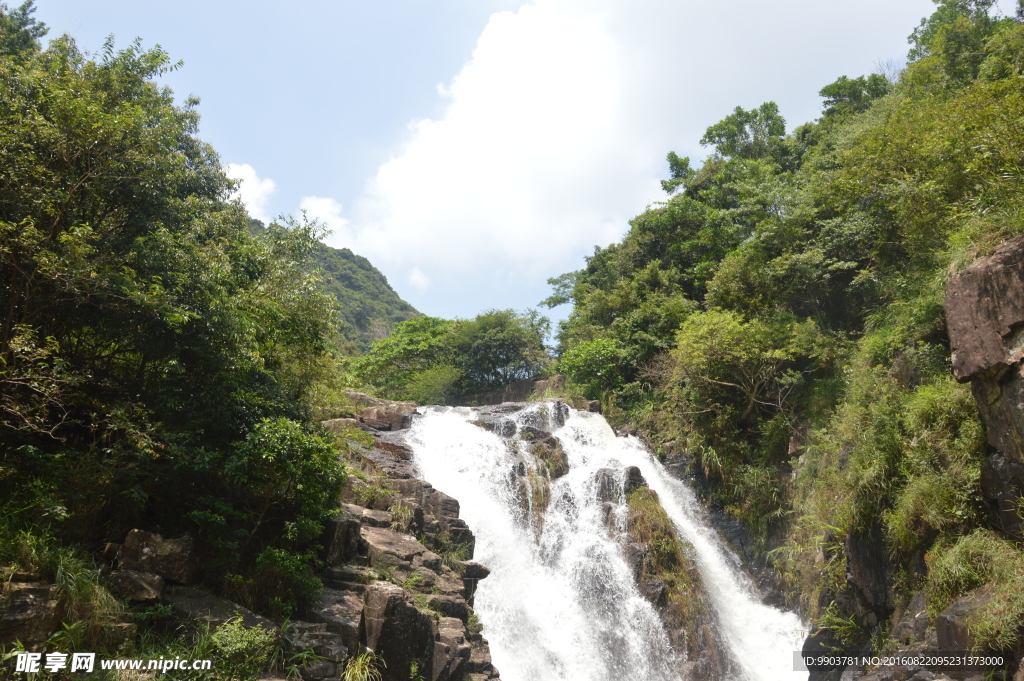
[303,589,364,655]
[980,454,1024,537]
[624,466,647,493]
[431,617,472,681]
[363,583,435,681]
[164,585,278,636]
[118,529,198,585]
[0,582,58,649]
[936,590,994,653]
[321,513,361,567]
[106,570,164,603]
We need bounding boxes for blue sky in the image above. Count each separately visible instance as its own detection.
[32,0,1020,322]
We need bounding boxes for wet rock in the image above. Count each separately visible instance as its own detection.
[164,585,278,636]
[595,468,622,503]
[118,529,198,585]
[106,570,164,603]
[845,524,893,623]
[0,582,58,649]
[585,400,601,413]
[624,466,647,493]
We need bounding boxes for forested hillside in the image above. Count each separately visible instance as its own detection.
[312,241,419,352]
[546,0,1024,658]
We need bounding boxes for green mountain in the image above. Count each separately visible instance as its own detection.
[313,242,419,351]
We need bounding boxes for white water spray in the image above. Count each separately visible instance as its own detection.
[405,404,808,681]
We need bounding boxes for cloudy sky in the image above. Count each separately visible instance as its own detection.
[33,0,1019,321]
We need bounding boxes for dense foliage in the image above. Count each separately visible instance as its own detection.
[310,239,419,352]
[547,0,1024,651]
[350,309,550,404]
[0,2,346,623]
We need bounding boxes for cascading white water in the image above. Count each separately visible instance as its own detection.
[405,403,808,681]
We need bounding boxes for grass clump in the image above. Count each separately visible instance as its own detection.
[342,651,385,681]
[927,530,1024,652]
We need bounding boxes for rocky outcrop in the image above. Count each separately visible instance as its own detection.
[343,390,420,431]
[118,529,198,585]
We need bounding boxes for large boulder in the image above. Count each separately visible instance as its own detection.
[362,526,443,572]
[980,454,1024,537]
[936,589,995,653]
[118,529,198,585]
[0,582,58,649]
[303,589,364,655]
[945,237,1024,464]
[362,583,436,681]
[164,585,278,636]
[344,390,419,431]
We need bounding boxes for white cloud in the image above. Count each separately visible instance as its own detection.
[408,266,432,292]
[298,196,354,248]
[224,163,276,223]
[323,0,952,319]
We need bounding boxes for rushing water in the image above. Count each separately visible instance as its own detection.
[404,403,808,681]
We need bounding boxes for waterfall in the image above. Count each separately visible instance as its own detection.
[404,403,808,681]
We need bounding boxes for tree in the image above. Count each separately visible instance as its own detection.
[0,1,46,58]
[819,74,892,118]
[700,102,786,161]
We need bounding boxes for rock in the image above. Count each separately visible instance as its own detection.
[624,466,647,493]
[362,526,443,572]
[345,504,394,528]
[106,570,164,603]
[345,390,419,431]
[118,529,198,585]
[460,562,490,580]
[321,513,362,567]
[362,583,436,681]
[595,468,622,503]
[303,589,364,655]
[432,617,472,681]
[427,595,470,624]
[845,524,893,623]
[164,585,279,636]
[531,374,566,397]
[286,621,349,664]
[0,582,58,649]
[321,417,359,434]
[936,589,995,652]
[891,591,930,644]
[640,578,667,607]
[299,659,337,680]
[980,454,1024,536]
[585,400,601,413]
[945,237,1024,464]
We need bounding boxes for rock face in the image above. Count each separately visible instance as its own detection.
[344,390,419,431]
[947,238,1024,466]
[0,582,58,649]
[946,238,1024,540]
[118,529,198,585]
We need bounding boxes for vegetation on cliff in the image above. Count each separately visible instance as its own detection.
[547,0,1024,655]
